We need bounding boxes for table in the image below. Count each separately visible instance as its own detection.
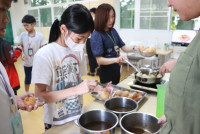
[43,74,170,134]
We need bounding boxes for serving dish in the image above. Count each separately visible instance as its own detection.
[90,84,147,104]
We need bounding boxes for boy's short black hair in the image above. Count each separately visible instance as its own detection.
[90,8,96,14]
[22,15,36,24]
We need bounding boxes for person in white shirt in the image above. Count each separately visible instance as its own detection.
[18,15,46,93]
[32,4,113,131]
[0,0,42,133]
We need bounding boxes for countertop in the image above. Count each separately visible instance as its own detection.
[43,74,170,134]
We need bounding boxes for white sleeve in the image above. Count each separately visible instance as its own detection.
[31,53,52,86]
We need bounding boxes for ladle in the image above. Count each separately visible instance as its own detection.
[125,60,141,73]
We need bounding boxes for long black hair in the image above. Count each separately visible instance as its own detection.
[49,4,94,43]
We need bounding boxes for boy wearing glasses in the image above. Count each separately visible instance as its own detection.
[18,15,46,93]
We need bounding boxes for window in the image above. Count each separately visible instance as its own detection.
[28,10,39,27]
[69,0,85,1]
[171,10,200,30]
[140,0,169,30]
[31,0,51,7]
[40,8,52,27]
[120,0,135,29]
[53,6,67,20]
[54,0,66,4]
[120,0,170,30]
[28,0,113,27]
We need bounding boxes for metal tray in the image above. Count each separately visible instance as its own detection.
[90,84,147,103]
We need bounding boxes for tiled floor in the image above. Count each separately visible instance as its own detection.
[15,57,133,134]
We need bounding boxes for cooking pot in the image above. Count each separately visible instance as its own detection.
[104,97,138,119]
[135,67,163,85]
[78,110,118,134]
[120,112,162,134]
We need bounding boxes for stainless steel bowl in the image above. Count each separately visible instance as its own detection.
[78,110,118,134]
[104,97,138,119]
[120,112,162,134]
[139,50,156,57]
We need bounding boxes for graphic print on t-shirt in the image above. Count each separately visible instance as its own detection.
[53,54,82,122]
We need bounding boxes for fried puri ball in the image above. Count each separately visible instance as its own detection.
[142,74,149,78]
[139,45,144,51]
[99,91,110,100]
[157,74,162,78]
[24,96,36,106]
[149,74,156,78]
[134,95,142,102]
[128,94,134,99]
[115,90,122,96]
[123,91,129,97]
[137,92,143,97]
[132,92,138,99]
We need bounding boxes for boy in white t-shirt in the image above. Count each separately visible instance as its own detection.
[18,15,46,93]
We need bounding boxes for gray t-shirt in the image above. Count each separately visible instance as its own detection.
[19,31,46,67]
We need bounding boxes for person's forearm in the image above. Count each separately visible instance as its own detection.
[35,85,83,103]
[121,45,134,53]
[96,57,117,65]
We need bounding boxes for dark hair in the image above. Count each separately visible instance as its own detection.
[90,8,96,14]
[49,4,94,43]
[95,3,115,33]
[0,39,11,65]
[22,15,36,24]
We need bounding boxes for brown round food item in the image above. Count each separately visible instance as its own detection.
[132,92,137,99]
[134,95,142,102]
[99,91,110,100]
[123,91,129,97]
[137,93,143,97]
[128,94,133,99]
[115,90,122,96]
[24,96,36,106]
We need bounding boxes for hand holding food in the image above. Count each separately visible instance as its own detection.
[16,92,44,112]
[93,82,113,100]
[24,96,36,106]
[99,91,110,100]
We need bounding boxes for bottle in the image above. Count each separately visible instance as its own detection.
[155,37,159,51]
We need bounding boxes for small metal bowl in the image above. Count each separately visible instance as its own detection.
[120,112,161,134]
[104,97,138,119]
[78,110,118,134]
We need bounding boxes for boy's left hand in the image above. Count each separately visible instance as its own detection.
[16,93,44,112]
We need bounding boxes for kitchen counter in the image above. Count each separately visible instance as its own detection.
[43,74,170,134]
